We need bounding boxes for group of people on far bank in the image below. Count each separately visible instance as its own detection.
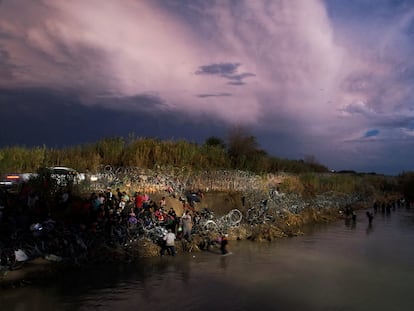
[1,181,231,261]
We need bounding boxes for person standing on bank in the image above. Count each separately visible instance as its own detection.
[181,211,192,241]
[161,229,176,256]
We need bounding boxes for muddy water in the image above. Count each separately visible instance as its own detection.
[1,208,414,311]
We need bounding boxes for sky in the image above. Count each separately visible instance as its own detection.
[1,0,414,175]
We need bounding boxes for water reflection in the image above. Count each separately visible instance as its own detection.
[366,223,374,235]
[2,209,414,311]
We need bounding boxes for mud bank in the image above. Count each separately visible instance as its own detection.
[0,191,368,288]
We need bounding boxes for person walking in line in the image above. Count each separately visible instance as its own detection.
[366,211,374,225]
[161,229,176,256]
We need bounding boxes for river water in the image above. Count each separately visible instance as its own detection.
[1,207,414,311]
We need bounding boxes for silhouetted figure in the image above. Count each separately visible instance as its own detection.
[366,211,374,225]
[220,234,229,255]
[344,206,352,218]
[373,201,378,213]
[386,203,391,214]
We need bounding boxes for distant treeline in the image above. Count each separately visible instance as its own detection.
[0,132,329,174]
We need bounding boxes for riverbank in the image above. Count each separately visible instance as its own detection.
[1,189,374,288]
[3,206,413,311]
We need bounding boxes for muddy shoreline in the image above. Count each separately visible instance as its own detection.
[1,191,363,289]
[0,211,350,289]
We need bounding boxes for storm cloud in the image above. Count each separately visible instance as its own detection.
[1,0,414,174]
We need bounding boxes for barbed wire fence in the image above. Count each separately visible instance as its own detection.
[85,166,272,194]
[81,165,365,226]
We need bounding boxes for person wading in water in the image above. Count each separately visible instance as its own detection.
[220,234,229,255]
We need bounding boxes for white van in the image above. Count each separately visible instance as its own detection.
[47,166,84,186]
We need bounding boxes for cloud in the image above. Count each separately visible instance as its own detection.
[224,72,256,85]
[0,48,16,81]
[96,93,168,113]
[195,62,256,86]
[2,0,414,173]
[340,100,374,116]
[196,93,232,98]
[364,129,380,138]
[0,87,234,152]
[196,62,240,76]
[0,0,344,123]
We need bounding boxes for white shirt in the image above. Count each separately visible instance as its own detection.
[182,214,191,227]
[164,232,176,246]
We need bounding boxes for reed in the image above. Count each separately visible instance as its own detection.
[0,136,402,198]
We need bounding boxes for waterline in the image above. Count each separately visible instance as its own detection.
[1,208,414,311]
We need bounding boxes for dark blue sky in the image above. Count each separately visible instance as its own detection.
[1,0,414,175]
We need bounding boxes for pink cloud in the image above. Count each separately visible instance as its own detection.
[1,0,414,156]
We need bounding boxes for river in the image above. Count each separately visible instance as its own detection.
[1,207,414,311]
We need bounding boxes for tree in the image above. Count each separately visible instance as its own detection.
[397,172,414,202]
[303,154,318,165]
[204,136,226,149]
[226,125,261,169]
[303,154,329,173]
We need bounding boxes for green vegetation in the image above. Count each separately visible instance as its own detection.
[397,172,414,202]
[0,129,411,198]
[0,130,329,175]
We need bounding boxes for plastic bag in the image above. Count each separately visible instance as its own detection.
[15,249,29,262]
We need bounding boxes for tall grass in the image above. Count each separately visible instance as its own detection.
[0,137,405,198]
[0,136,394,186]
[0,146,46,172]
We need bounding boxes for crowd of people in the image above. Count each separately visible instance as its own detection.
[0,182,215,264]
[66,187,206,247]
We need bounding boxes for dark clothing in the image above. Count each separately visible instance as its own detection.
[220,236,228,255]
[161,245,176,256]
[366,211,374,224]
